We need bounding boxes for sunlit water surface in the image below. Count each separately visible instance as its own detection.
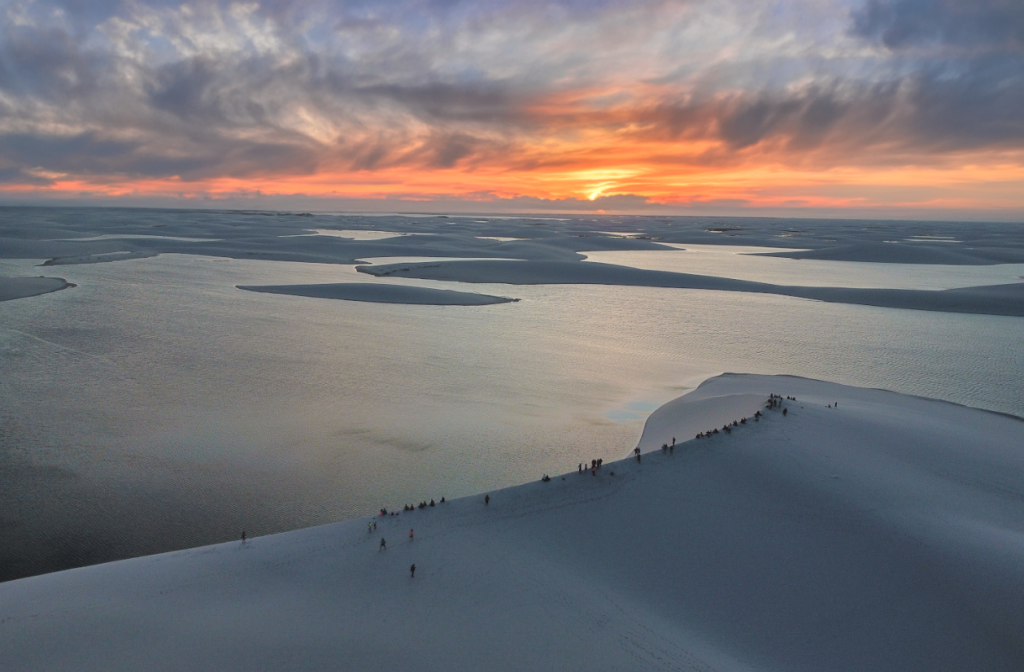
[1,251,1021,578]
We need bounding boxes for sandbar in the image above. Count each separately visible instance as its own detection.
[358,259,1024,317]
[237,282,518,305]
[0,276,74,302]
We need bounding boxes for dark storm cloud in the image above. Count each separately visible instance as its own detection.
[642,72,1023,162]
[629,83,887,154]
[0,128,321,181]
[409,132,497,168]
[843,0,1024,152]
[0,132,137,168]
[0,167,53,185]
[147,57,224,123]
[850,0,1024,51]
[905,58,1024,151]
[0,16,107,100]
[330,81,520,124]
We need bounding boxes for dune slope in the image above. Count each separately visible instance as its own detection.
[2,374,1022,672]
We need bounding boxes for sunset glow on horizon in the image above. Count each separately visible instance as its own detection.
[2,0,1022,218]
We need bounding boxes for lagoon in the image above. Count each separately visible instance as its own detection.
[1,208,1021,580]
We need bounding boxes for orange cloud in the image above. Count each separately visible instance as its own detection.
[5,141,1023,216]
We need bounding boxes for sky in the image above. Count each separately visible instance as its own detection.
[0,0,1022,219]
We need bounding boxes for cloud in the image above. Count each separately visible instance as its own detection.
[494,192,654,211]
[844,0,1024,153]
[850,0,1024,51]
[0,166,55,185]
[0,0,1021,210]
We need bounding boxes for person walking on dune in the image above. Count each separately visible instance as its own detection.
[409,529,414,541]
[410,564,416,578]
[380,538,386,551]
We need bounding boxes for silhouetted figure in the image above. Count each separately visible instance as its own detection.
[409,529,414,541]
[241,531,246,543]
[410,564,416,578]
[485,495,490,505]
[380,538,386,550]
[783,408,788,416]
[597,459,602,468]
[579,463,583,473]
[440,497,445,503]
[672,437,675,447]
[429,499,435,507]
[662,443,668,452]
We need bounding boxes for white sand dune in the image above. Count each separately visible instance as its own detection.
[237,282,518,305]
[2,374,1023,671]
[0,276,73,302]
[41,251,160,265]
[358,259,1024,317]
[758,241,1024,265]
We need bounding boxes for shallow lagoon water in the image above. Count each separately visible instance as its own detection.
[2,236,1023,580]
